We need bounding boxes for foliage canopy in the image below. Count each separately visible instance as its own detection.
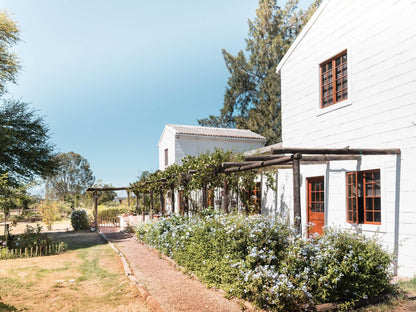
[198,0,321,144]
[0,10,21,96]
[0,100,57,186]
[46,152,95,205]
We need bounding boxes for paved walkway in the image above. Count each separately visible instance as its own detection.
[100,227,247,312]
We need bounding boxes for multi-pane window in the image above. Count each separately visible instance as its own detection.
[346,169,381,225]
[309,178,325,213]
[320,51,348,108]
[242,182,262,214]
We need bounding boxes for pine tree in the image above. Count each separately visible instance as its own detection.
[198,0,321,144]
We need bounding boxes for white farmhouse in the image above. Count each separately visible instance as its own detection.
[158,124,266,170]
[271,0,416,277]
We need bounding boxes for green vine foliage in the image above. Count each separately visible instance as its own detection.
[263,170,277,192]
[130,149,260,213]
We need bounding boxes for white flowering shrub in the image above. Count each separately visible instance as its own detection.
[135,214,394,311]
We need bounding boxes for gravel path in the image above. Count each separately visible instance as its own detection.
[101,227,246,312]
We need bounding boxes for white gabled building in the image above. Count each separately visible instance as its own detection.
[272,0,416,277]
[158,124,266,214]
[158,124,266,170]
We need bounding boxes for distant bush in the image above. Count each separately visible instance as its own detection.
[135,214,394,311]
[70,209,90,230]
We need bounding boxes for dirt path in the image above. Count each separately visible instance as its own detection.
[100,227,247,312]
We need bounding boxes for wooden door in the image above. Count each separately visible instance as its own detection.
[307,176,325,236]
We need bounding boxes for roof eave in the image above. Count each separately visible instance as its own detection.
[175,132,267,143]
[276,0,330,73]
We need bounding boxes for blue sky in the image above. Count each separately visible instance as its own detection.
[1,0,313,190]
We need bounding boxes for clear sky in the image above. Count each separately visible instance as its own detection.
[1,0,313,190]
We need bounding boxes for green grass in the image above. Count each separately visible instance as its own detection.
[399,276,416,293]
[77,248,116,282]
[0,231,149,312]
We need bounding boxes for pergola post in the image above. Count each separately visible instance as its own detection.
[135,192,139,214]
[142,193,146,222]
[171,184,175,214]
[292,153,302,233]
[127,191,131,208]
[150,190,154,219]
[93,191,98,231]
[159,187,165,217]
[222,177,229,213]
[202,184,207,209]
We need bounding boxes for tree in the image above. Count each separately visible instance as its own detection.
[45,152,95,207]
[37,200,60,230]
[0,100,57,186]
[0,12,57,186]
[85,180,117,206]
[198,0,321,144]
[0,11,21,96]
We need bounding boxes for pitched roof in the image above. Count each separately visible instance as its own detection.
[167,124,266,141]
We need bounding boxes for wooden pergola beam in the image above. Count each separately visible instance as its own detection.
[224,155,293,173]
[221,161,258,168]
[244,155,287,161]
[272,147,401,155]
[223,155,362,173]
[301,155,361,161]
[87,187,131,192]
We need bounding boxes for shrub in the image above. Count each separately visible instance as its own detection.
[134,214,394,311]
[97,205,133,219]
[70,209,90,230]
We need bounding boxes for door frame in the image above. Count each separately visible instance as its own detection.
[306,176,325,236]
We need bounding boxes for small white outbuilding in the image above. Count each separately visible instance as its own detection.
[158,124,266,170]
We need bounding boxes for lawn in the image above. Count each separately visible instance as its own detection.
[0,230,150,312]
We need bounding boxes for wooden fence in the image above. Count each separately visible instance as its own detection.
[0,242,66,260]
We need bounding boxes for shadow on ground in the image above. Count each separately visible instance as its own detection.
[0,301,23,312]
[49,231,107,250]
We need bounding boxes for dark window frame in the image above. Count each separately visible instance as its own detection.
[320,50,348,108]
[164,148,168,167]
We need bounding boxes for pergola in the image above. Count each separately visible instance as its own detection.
[86,147,400,233]
[86,186,133,231]
[221,147,401,233]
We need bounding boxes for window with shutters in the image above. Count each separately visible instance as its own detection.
[320,51,348,108]
[346,169,381,225]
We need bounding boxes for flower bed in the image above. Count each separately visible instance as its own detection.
[135,212,394,311]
